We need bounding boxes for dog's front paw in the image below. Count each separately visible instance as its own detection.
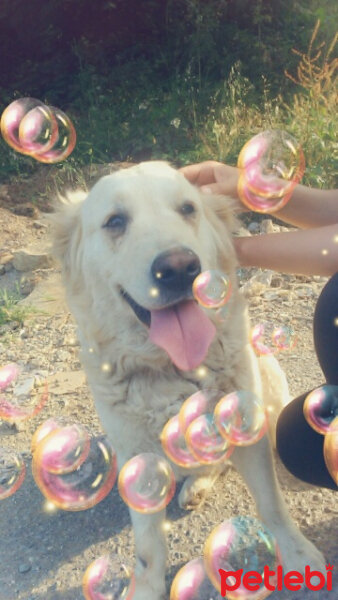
[178,472,220,510]
[178,474,216,510]
[276,527,326,575]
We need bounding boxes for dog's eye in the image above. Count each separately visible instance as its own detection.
[103,213,128,232]
[179,202,196,216]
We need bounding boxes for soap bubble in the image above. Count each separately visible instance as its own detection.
[204,516,281,598]
[0,448,26,500]
[160,415,201,468]
[118,452,176,514]
[193,270,232,309]
[237,130,305,213]
[33,107,76,163]
[0,364,48,421]
[179,390,226,434]
[271,325,297,352]
[214,391,268,446]
[0,363,20,390]
[323,425,338,486]
[303,385,338,435]
[34,423,90,474]
[83,554,135,600]
[170,557,223,600]
[31,416,70,454]
[32,427,117,511]
[178,390,234,465]
[185,414,233,465]
[0,97,76,163]
[250,322,296,357]
[250,323,275,356]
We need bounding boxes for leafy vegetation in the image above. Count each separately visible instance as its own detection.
[0,1,336,188]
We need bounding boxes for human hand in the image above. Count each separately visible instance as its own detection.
[179,161,248,213]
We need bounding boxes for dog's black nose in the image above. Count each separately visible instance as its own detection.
[151,247,201,292]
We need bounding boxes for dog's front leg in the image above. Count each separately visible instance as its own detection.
[129,508,167,600]
[231,436,326,574]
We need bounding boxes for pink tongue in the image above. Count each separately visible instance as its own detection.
[149,300,216,371]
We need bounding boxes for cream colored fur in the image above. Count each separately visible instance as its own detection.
[51,161,325,599]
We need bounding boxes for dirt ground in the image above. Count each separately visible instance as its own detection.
[0,169,337,600]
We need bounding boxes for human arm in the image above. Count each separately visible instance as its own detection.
[180,161,338,228]
[234,224,338,276]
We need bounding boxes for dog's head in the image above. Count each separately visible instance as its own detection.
[51,161,238,372]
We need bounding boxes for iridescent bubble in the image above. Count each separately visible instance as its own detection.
[0,97,76,163]
[32,430,117,511]
[34,107,76,163]
[179,390,226,434]
[160,415,201,469]
[204,516,282,598]
[250,323,275,356]
[34,423,91,474]
[323,424,338,486]
[170,557,223,600]
[237,130,305,213]
[83,554,135,600]
[118,452,176,514]
[193,270,232,309]
[0,365,48,421]
[271,325,297,352]
[185,413,233,465]
[0,448,26,500]
[0,98,56,155]
[214,390,268,446]
[303,386,338,435]
[31,416,70,454]
[0,363,19,390]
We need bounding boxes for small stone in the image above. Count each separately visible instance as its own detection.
[11,202,40,219]
[260,219,275,234]
[248,221,260,233]
[0,252,14,266]
[12,247,54,272]
[18,563,31,574]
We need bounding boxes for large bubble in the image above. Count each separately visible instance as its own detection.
[1,97,76,163]
[83,554,135,600]
[237,130,305,213]
[204,516,282,598]
[214,391,268,446]
[118,452,176,514]
[170,557,223,600]
[0,363,48,421]
[32,424,117,511]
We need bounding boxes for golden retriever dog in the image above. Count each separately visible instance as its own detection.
[51,161,325,599]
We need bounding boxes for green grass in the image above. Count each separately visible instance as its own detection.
[0,24,336,190]
[0,286,35,330]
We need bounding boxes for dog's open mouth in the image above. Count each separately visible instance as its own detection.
[120,288,151,326]
[120,288,216,371]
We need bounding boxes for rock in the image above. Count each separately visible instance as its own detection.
[18,272,67,315]
[11,202,40,219]
[240,270,274,297]
[260,219,275,234]
[18,563,32,574]
[12,246,54,271]
[32,220,49,230]
[234,226,251,237]
[248,221,260,233]
[0,252,14,266]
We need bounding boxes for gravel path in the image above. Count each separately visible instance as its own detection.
[0,181,337,599]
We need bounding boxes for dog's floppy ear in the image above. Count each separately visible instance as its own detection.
[203,193,239,234]
[48,190,87,279]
